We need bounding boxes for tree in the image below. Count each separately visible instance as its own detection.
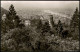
[1,20,7,34]
[14,15,21,28]
[57,20,63,35]
[5,14,14,29]
[41,21,51,36]
[36,19,43,30]
[70,7,79,29]
[5,4,16,29]
[6,4,21,29]
[9,4,16,14]
[1,4,22,34]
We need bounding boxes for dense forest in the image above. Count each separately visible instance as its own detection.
[1,4,79,51]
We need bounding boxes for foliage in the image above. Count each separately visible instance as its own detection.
[41,21,51,36]
[1,20,7,34]
[57,20,63,35]
[1,4,23,34]
[1,27,39,51]
[1,5,79,51]
[30,18,51,36]
[36,19,43,30]
[69,7,79,40]
[70,7,79,28]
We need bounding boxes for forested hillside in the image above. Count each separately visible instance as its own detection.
[1,4,79,51]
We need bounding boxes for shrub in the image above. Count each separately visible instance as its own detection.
[1,26,41,51]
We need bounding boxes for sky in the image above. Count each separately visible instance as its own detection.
[1,1,79,11]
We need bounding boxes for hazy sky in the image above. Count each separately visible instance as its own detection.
[1,1,79,11]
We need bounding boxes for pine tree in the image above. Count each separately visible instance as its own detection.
[1,4,22,33]
[14,15,21,28]
[9,4,16,17]
[6,4,21,29]
[58,20,62,27]
[70,7,79,30]
[57,20,63,34]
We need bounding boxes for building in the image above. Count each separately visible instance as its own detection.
[24,20,30,26]
[2,14,6,21]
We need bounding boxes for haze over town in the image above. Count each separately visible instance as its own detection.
[1,1,79,11]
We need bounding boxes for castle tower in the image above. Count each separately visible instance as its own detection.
[49,15,54,29]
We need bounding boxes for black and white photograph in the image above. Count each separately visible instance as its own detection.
[1,1,79,51]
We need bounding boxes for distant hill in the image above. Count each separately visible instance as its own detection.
[1,7,9,17]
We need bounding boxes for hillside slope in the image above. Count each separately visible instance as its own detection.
[1,7,9,17]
